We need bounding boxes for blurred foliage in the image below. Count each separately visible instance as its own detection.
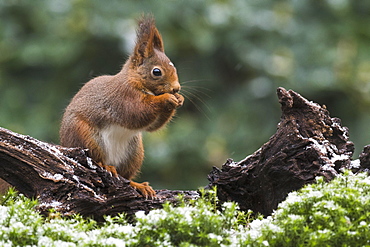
[1,0,370,189]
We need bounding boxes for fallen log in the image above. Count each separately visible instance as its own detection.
[0,128,198,220]
[0,87,367,219]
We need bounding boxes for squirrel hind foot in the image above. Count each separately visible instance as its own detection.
[130,181,156,199]
[97,162,119,177]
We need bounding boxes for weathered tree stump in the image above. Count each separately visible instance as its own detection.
[207,87,357,215]
[0,87,368,219]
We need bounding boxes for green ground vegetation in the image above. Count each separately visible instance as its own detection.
[0,171,370,246]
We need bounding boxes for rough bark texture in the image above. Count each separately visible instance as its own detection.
[0,87,368,219]
[208,87,356,215]
[359,145,370,171]
[0,129,198,221]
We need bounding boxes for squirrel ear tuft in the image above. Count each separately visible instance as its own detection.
[131,15,164,67]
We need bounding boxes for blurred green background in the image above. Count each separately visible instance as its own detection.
[1,0,370,190]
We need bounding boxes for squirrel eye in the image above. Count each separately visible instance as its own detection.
[152,67,162,77]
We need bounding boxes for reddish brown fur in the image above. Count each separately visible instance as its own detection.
[59,16,183,198]
[60,117,105,163]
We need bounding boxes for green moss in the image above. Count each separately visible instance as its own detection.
[1,172,370,246]
[245,171,370,246]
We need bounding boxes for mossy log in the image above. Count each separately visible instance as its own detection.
[0,87,368,220]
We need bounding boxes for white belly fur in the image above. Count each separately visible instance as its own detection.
[100,124,141,167]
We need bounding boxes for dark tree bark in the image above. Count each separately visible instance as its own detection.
[207,87,357,215]
[0,87,367,220]
[359,145,370,171]
[0,129,198,221]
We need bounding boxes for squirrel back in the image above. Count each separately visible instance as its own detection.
[60,16,184,197]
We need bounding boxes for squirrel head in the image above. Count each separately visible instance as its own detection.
[128,16,180,96]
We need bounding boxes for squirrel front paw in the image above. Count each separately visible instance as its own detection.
[174,93,184,108]
[164,93,182,111]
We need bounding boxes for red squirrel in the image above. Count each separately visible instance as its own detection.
[60,16,184,198]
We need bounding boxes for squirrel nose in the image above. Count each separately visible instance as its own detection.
[172,82,181,94]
